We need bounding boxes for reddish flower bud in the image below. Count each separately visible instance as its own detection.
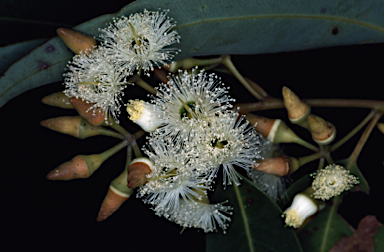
[57,28,96,55]
[69,97,106,126]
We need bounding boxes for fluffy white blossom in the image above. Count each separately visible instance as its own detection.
[63,47,131,123]
[99,9,180,76]
[311,164,359,200]
[138,136,211,215]
[195,111,262,186]
[166,200,233,233]
[152,68,235,139]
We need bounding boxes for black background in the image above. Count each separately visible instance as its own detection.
[1,0,384,251]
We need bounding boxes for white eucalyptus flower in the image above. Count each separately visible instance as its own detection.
[99,9,180,76]
[166,200,233,233]
[196,111,262,186]
[138,136,211,214]
[63,47,131,124]
[311,164,359,201]
[152,68,235,139]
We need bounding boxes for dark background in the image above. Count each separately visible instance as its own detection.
[1,0,384,251]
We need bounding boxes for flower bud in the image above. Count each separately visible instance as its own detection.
[126,100,162,132]
[46,154,103,180]
[282,193,319,228]
[253,155,291,176]
[245,114,275,139]
[69,97,106,126]
[41,91,74,109]
[377,123,384,134]
[307,114,336,145]
[56,28,96,55]
[282,86,310,127]
[47,141,127,180]
[97,169,133,222]
[40,116,81,138]
[311,164,359,201]
[127,157,154,188]
[40,116,123,139]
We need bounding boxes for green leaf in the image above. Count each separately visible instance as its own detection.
[374,226,384,252]
[297,196,354,252]
[337,159,370,193]
[3,0,384,107]
[206,175,302,252]
[0,39,46,75]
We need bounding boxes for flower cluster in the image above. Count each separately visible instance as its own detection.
[64,9,180,123]
[128,69,263,232]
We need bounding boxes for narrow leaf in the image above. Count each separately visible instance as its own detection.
[0,39,46,75]
[3,0,384,107]
[206,175,302,252]
[297,196,354,252]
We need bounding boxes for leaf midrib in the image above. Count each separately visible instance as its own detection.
[176,14,384,34]
[0,57,70,97]
[234,184,254,252]
[320,196,340,252]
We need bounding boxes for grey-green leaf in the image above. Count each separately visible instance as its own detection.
[0,39,46,75]
[3,0,384,107]
[297,196,354,252]
[206,175,302,252]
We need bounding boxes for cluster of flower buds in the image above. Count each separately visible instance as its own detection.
[282,86,336,145]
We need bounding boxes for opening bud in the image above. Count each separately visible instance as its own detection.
[41,91,74,109]
[307,114,336,145]
[56,28,96,55]
[282,193,319,228]
[126,100,162,132]
[127,157,154,188]
[282,86,310,127]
